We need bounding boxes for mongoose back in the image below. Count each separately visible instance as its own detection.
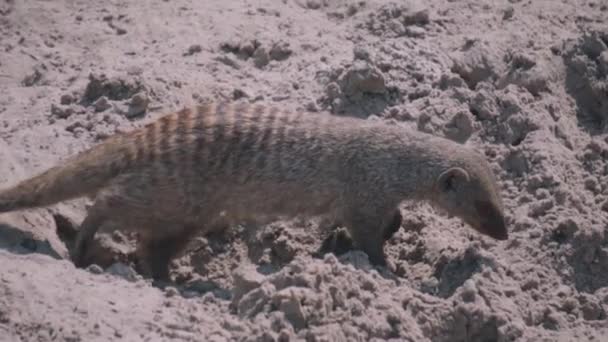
[0,100,508,280]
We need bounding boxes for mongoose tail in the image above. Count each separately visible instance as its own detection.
[0,136,130,213]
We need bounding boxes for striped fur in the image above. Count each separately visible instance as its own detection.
[0,100,507,280]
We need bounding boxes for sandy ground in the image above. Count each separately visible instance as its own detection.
[1,0,608,341]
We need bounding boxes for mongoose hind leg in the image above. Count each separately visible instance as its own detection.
[343,206,399,267]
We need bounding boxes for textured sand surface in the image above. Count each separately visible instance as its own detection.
[1,0,608,341]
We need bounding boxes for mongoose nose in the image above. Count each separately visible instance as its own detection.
[474,200,508,241]
[489,224,509,240]
[481,214,508,240]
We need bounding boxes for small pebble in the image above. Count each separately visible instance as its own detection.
[461,279,477,302]
[94,96,111,112]
[165,286,179,298]
[60,94,74,105]
[305,101,318,112]
[184,44,202,56]
[503,6,515,20]
[405,26,426,38]
[51,104,74,119]
[353,45,371,61]
[252,47,270,68]
[87,264,104,275]
[127,92,149,117]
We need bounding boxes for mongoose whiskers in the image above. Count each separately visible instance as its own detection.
[0,100,508,280]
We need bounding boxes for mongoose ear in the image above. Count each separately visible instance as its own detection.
[437,167,470,193]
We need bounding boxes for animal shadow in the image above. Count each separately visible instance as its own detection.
[0,221,63,259]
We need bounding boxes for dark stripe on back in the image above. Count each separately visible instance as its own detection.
[209,101,230,172]
[271,109,296,179]
[176,108,191,145]
[228,101,254,174]
[159,114,174,175]
[218,101,248,172]
[143,121,159,184]
[213,101,229,143]
[134,132,146,165]
[280,110,303,181]
[108,160,122,177]
[104,139,125,176]
[193,103,212,168]
[234,104,264,180]
[145,121,157,164]
[110,133,134,171]
[253,106,279,176]
[121,145,134,170]
[304,113,329,171]
[175,108,192,167]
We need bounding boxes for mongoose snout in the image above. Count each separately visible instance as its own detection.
[0,100,508,280]
[432,160,508,241]
[473,200,508,240]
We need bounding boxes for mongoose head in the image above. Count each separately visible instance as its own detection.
[431,155,508,241]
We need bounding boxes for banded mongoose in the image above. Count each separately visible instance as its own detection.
[0,101,508,280]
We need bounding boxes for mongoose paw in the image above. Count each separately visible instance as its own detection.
[316,230,390,269]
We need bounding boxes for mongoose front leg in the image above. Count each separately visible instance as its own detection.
[137,238,172,282]
[344,208,397,266]
[136,224,199,282]
[317,209,401,258]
